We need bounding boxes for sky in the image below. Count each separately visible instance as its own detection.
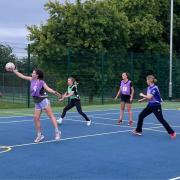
[0,0,75,57]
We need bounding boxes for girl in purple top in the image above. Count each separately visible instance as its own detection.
[133,75,176,139]
[114,72,134,126]
[9,68,61,143]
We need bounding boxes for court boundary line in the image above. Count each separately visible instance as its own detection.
[0,146,12,154]
[61,118,163,129]
[0,107,179,119]
[1,115,180,130]
[0,110,140,119]
[5,124,177,150]
[169,177,180,180]
[9,129,132,148]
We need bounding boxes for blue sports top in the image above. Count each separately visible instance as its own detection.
[147,85,162,106]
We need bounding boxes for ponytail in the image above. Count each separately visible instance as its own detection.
[68,77,78,86]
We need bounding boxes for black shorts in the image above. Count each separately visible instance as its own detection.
[120,94,131,104]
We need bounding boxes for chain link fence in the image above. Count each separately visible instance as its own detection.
[0,44,180,108]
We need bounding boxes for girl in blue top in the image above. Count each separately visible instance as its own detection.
[133,75,176,139]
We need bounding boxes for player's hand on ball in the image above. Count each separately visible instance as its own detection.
[139,93,144,97]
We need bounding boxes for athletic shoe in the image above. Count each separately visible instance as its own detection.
[132,129,142,136]
[87,120,91,126]
[55,131,61,141]
[128,121,133,127]
[117,119,123,125]
[34,134,45,143]
[170,132,176,139]
[57,117,63,125]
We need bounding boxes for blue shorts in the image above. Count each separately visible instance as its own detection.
[35,98,50,110]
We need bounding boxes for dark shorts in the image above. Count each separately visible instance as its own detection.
[120,94,131,104]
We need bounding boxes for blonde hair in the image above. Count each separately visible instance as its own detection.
[146,75,157,83]
[68,77,78,86]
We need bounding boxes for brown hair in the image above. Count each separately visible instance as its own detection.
[146,75,157,83]
[34,69,44,80]
[122,72,129,79]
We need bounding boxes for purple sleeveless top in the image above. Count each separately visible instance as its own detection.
[30,80,46,97]
[120,80,132,95]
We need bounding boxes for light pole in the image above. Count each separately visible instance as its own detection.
[169,0,173,100]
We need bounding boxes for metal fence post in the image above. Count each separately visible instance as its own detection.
[27,44,31,108]
[101,52,104,104]
[67,48,71,77]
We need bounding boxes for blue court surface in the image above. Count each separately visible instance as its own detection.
[0,108,180,180]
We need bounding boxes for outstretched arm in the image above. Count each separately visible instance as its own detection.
[59,92,67,101]
[43,83,61,98]
[13,69,32,81]
[64,92,74,98]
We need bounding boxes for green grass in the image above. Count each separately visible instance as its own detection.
[0,101,179,117]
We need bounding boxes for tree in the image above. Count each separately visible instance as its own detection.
[27,0,130,102]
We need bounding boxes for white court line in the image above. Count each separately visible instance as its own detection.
[0,115,161,128]
[9,129,132,148]
[0,107,179,119]
[169,177,180,180]
[93,116,163,126]
[54,117,180,135]
[62,118,162,130]
[0,111,120,119]
[1,115,180,131]
[8,125,176,149]
[0,108,121,118]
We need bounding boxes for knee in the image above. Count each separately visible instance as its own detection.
[34,116,40,122]
[121,107,125,111]
[47,113,55,120]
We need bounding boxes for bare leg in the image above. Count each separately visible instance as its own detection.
[34,109,42,135]
[118,102,125,124]
[127,103,133,126]
[44,105,58,129]
[44,105,61,140]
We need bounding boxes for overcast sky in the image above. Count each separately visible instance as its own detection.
[0,0,75,56]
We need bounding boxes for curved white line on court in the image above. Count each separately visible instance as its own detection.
[169,177,180,180]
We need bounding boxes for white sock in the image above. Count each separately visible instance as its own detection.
[37,131,41,137]
[55,127,59,133]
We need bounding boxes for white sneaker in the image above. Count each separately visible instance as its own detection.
[87,120,91,126]
[34,134,45,143]
[57,117,63,125]
[55,131,61,141]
